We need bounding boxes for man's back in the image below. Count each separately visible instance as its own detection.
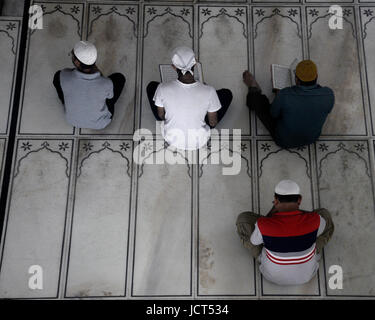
[270,84,334,148]
[153,80,221,150]
[60,68,113,129]
[251,210,326,285]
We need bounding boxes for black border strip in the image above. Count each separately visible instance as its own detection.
[0,0,31,249]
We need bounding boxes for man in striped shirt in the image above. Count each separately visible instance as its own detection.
[236,180,334,285]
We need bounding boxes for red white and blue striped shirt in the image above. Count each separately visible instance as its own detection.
[251,210,326,285]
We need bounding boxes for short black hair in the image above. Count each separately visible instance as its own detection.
[274,193,301,203]
[296,76,317,86]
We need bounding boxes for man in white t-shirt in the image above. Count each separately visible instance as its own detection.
[146,47,233,150]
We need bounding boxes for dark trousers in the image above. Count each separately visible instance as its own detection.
[53,71,126,117]
[146,81,232,126]
[246,88,277,137]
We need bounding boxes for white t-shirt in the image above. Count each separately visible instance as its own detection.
[153,80,221,150]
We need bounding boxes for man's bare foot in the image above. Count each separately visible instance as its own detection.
[243,70,261,90]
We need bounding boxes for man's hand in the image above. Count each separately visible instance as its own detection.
[243,70,253,87]
[207,112,218,128]
[157,106,165,120]
[243,70,261,91]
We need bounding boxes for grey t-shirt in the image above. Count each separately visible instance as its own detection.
[59,68,114,129]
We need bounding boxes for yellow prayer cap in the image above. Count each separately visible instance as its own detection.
[295,60,317,82]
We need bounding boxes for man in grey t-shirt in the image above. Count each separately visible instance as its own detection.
[53,41,125,130]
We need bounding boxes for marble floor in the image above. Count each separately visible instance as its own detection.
[0,0,375,299]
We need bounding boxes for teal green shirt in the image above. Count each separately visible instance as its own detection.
[270,84,334,148]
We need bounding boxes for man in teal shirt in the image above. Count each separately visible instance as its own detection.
[243,60,334,149]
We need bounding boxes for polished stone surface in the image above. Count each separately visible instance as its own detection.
[132,143,192,296]
[306,6,366,135]
[0,1,375,300]
[0,139,73,298]
[316,141,375,296]
[0,18,20,134]
[198,141,255,296]
[65,140,132,298]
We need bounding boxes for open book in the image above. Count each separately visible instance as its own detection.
[159,62,204,83]
[271,58,299,90]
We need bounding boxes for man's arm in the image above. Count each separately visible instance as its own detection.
[53,71,65,105]
[207,111,218,128]
[157,106,165,120]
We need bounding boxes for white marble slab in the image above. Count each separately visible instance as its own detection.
[65,140,132,298]
[316,141,375,296]
[198,6,250,134]
[0,18,20,134]
[0,139,73,298]
[198,140,255,296]
[252,7,303,135]
[1,0,25,17]
[141,5,194,132]
[361,7,375,135]
[132,141,192,296]
[306,6,366,135]
[81,4,138,135]
[19,2,84,134]
[256,140,320,295]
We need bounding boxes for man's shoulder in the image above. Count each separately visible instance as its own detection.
[60,68,75,78]
[316,85,334,96]
[278,86,296,96]
[160,80,177,88]
[100,75,114,86]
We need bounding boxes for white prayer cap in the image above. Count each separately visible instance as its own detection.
[73,41,97,65]
[171,46,196,75]
[275,180,300,195]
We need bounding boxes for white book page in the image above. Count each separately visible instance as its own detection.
[159,62,203,83]
[271,64,292,90]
